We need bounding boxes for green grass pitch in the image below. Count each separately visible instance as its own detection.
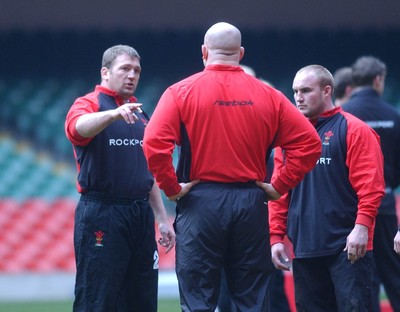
[0,298,181,312]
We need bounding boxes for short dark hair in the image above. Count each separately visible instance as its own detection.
[352,56,386,87]
[102,45,141,69]
[333,67,352,99]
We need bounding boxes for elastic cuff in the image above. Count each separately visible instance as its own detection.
[270,179,288,197]
[163,184,182,198]
[270,234,284,246]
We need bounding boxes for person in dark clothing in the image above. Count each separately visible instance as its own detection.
[143,22,321,312]
[270,64,385,312]
[342,55,400,312]
[218,150,291,312]
[333,66,353,107]
[65,45,175,312]
[217,268,291,312]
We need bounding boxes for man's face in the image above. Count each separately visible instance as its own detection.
[292,71,326,120]
[101,54,141,100]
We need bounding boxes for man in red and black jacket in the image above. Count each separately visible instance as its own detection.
[65,45,175,312]
[143,22,322,312]
[269,65,385,311]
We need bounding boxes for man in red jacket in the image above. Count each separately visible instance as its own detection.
[269,65,385,311]
[143,22,321,311]
[65,45,175,312]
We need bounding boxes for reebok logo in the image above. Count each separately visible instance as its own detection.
[214,100,254,106]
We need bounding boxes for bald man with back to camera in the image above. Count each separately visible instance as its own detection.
[143,22,322,311]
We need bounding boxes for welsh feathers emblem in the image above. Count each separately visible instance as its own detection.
[94,230,105,247]
[323,130,334,145]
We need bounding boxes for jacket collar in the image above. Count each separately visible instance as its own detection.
[95,85,137,106]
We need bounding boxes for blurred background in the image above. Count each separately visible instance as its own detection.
[0,0,399,311]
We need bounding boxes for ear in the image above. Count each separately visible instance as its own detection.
[201,45,208,60]
[239,47,245,61]
[373,74,385,86]
[372,75,379,87]
[101,67,109,80]
[373,75,385,95]
[324,85,333,97]
[344,85,353,97]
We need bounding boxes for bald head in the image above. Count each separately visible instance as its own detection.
[202,22,244,66]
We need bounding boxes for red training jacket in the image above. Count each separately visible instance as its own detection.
[143,65,322,197]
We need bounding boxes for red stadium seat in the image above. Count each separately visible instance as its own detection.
[0,198,76,273]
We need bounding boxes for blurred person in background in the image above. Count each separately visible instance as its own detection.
[333,66,353,107]
[342,55,400,312]
[65,44,175,312]
[270,65,385,311]
[143,22,321,311]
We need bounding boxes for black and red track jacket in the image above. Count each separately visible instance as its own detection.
[65,85,153,197]
[269,107,385,257]
[143,65,321,197]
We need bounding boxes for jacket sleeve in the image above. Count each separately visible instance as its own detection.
[269,147,291,245]
[271,95,322,195]
[345,116,385,230]
[65,97,98,146]
[143,88,182,197]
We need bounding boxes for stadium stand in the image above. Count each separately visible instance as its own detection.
[0,71,179,277]
[0,30,399,305]
[0,134,176,273]
[0,78,93,160]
